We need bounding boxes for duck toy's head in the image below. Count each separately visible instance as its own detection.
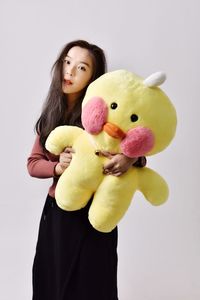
[81,70,177,157]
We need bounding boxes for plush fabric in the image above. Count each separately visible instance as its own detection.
[45,70,177,233]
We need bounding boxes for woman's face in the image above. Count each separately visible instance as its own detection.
[62,46,93,97]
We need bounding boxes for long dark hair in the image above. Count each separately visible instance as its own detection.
[35,40,107,148]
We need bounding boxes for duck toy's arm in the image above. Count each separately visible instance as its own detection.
[45,125,83,155]
[137,167,169,206]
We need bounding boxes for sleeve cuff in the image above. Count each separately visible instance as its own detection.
[133,156,147,168]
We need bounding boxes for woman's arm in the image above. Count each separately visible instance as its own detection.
[27,135,74,178]
[27,135,58,178]
[96,151,146,177]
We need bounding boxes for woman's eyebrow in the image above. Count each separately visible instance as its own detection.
[64,55,72,60]
[79,61,90,67]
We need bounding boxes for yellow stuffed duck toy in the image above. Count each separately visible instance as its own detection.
[46,70,177,232]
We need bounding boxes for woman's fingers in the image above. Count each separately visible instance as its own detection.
[103,154,137,176]
[95,150,115,159]
[61,156,72,163]
[112,171,122,177]
[60,152,72,162]
[64,147,75,153]
[58,148,75,172]
[103,160,116,174]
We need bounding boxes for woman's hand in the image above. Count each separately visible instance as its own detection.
[98,151,138,177]
[54,147,75,176]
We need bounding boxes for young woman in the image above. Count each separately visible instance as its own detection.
[27,40,146,300]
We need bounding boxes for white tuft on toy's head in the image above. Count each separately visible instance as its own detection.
[143,72,166,87]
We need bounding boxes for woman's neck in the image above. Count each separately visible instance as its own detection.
[66,92,81,111]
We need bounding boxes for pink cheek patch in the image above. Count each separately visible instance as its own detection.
[120,127,155,157]
[81,97,108,134]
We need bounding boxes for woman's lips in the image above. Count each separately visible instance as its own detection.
[64,79,73,85]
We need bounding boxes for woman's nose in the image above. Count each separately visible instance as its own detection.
[65,66,75,76]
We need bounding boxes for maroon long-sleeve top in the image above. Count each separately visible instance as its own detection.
[27,135,59,197]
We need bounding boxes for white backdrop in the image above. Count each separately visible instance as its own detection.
[1,0,199,299]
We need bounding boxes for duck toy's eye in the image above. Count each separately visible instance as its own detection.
[110,102,118,109]
[130,114,138,122]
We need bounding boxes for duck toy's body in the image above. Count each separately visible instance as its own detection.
[46,70,177,232]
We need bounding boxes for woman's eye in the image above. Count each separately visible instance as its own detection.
[110,102,118,109]
[64,59,70,65]
[130,114,138,122]
[78,65,86,71]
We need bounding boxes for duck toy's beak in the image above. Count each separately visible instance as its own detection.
[103,122,126,139]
